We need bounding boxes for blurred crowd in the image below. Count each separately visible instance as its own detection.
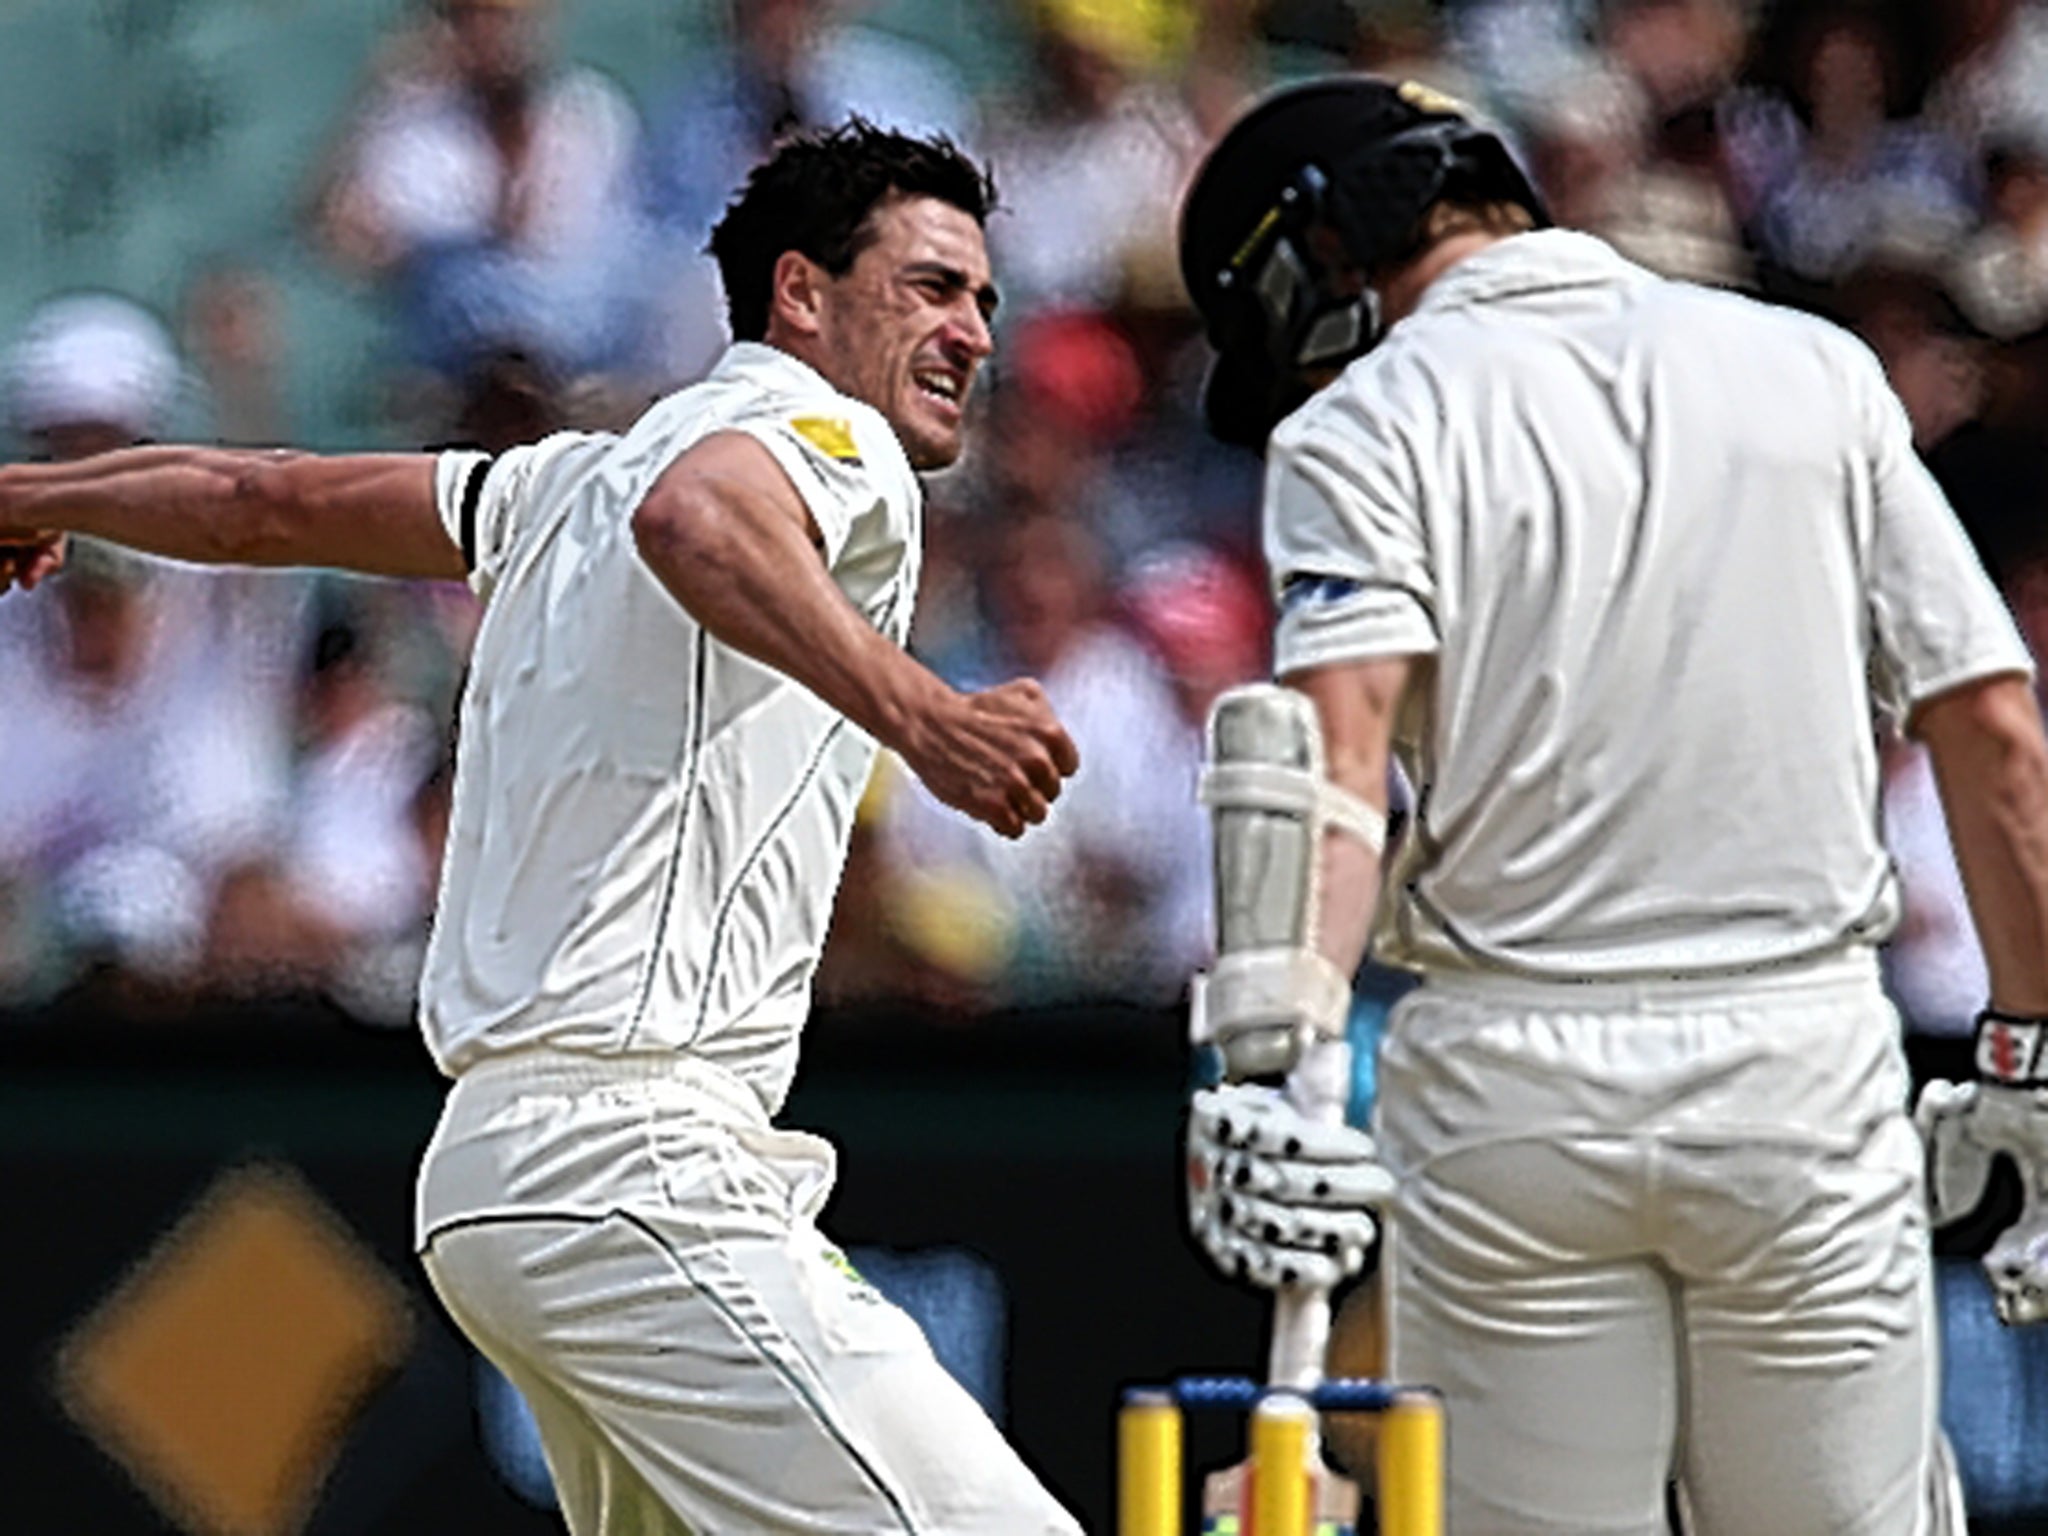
[3,0,2047,1032]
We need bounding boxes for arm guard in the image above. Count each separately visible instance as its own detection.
[1190,684,1387,1083]
[1188,683,1392,1387]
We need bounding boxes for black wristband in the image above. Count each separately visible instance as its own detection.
[1975,1008,2048,1086]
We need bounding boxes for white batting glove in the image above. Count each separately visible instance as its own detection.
[1916,1011,2048,1326]
[1186,1082,1395,1291]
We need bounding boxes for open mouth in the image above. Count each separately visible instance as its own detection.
[913,368,966,409]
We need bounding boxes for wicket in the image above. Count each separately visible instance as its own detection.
[1118,1377,1444,1536]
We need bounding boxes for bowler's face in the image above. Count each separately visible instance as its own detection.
[814,196,998,471]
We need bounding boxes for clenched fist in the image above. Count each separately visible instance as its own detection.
[898,678,1080,839]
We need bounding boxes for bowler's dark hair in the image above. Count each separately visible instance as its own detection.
[709,119,997,342]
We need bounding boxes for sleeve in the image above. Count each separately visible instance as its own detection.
[1856,348,2033,725]
[722,403,906,570]
[1266,395,1440,677]
[433,445,546,600]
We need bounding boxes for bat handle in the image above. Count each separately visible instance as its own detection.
[1269,1286,1333,1388]
[1268,1035,1353,1389]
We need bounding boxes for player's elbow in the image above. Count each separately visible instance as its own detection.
[629,492,682,560]
[630,491,696,573]
[632,484,734,583]
[1924,673,2048,827]
[1920,673,2043,755]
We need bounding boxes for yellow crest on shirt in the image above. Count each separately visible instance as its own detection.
[790,416,863,464]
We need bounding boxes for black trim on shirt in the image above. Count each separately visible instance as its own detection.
[457,455,493,572]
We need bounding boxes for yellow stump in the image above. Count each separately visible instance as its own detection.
[1377,1389,1446,1536]
[1118,1390,1183,1536]
[1249,1392,1314,1536]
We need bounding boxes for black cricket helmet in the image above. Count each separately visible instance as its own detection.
[1179,75,1549,447]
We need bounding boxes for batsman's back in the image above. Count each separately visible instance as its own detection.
[1266,232,2020,981]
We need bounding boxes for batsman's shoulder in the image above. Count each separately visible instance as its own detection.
[1270,336,1436,464]
[1698,281,1878,375]
[1753,297,1899,417]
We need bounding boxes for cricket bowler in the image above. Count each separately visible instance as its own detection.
[0,122,1083,1535]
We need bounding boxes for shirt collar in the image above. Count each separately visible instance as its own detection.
[712,340,842,397]
[1410,229,1653,318]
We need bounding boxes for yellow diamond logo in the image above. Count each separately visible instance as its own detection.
[53,1163,413,1536]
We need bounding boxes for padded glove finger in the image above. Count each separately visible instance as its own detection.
[1194,1219,1360,1292]
[1215,1147,1397,1208]
[1217,1186,1379,1263]
[1985,1205,2048,1325]
[1915,1078,1992,1228]
[1194,1081,1385,1162]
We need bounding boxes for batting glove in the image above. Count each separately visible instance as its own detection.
[1916,1009,2048,1325]
[1186,1082,1395,1291]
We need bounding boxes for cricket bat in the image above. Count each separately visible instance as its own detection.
[1201,1036,1363,1535]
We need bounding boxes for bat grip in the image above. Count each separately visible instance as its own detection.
[1269,1287,1333,1389]
[1267,1035,1353,1389]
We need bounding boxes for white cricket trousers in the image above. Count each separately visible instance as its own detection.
[1375,951,1945,1536]
[413,1048,1082,1536]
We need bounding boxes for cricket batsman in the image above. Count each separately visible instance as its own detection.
[1175,76,2048,1534]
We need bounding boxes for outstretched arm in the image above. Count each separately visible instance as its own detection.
[632,430,1078,839]
[0,446,463,585]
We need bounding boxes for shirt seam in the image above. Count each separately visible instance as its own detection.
[624,629,713,1047]
[689,717,849,1045]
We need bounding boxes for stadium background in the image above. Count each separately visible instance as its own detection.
[3,0,2048,1531]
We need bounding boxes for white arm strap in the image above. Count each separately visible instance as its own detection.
[1189,947,1355,1048]
[1198,762,1387,858]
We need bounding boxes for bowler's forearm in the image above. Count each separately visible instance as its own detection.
[0,447,456,577]
[4,447,293,561]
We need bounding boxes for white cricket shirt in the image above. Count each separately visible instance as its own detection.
[420,343,921,1109]
[1267,230,2031,981]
